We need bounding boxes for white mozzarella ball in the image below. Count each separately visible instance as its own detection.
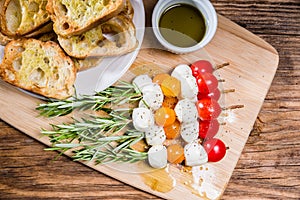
[148,145,168,169]
[184,141,208,167]
[180,76,198,100]
[132,107,154,131]
[171,64,192,79]
[145,124,166,145]
[141,83,163,110]
[171,64,198,100]
[180,121,199,143]
[132,75,153,91]
[174,99,198,123]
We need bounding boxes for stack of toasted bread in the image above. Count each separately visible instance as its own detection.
[0,0,138,99]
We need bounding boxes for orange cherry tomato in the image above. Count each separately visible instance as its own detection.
[153,73,171,85]
[164,120,181,139]
[167,144,185,164]
[162,96,178,109]
[161,76,181,97]
[154,107,176,127]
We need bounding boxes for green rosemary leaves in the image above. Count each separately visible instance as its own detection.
[36,81,142,117]
[38,81,148,164]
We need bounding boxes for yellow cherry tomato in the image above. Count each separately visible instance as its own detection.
[162,96,178,109]
[154,107,176,127]
[164,120,181,139]
[153,73,171,85]
[167,144,185,164]
[161,76,181,97]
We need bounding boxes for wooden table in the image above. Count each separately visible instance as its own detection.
[0,0,299,199]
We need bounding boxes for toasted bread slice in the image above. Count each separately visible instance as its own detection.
[0,0,12,46]
[0,0,50,37]
[47,0,125,37]
[57,15,138,59]
[0,23,54,46]
[0,0,52,45]
[0,1,12,45]
[0,38,76,99]
[72,57,103,71]
[33,31,103,71]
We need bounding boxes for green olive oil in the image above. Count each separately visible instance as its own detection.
[159,4,206,48]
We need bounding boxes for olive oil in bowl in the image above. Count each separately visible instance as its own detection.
[159,4,206,48]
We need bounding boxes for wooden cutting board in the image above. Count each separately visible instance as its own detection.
[0,14,279,200]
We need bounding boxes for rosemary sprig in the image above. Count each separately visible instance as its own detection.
[42,112,148,164]
[42,111,131,143]
[36,81,142,117]
[71,131,147,164]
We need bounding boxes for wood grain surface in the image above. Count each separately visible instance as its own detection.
[0,0,299,199]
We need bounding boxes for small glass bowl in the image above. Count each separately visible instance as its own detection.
[152,0,218,54]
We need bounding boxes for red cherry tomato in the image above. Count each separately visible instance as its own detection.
[190,60,214,77]
[195,74,207,94]
[196,73,218,95]
[197,88,221,101]
[196,98,221,120]
[199,119,220,139]
[203,138,226,162]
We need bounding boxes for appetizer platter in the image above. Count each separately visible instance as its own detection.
[0,0,279,199]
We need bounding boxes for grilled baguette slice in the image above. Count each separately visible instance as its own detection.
[72,57,103,71]
[0,0,11,45]
[25,31,102,71]
[0,38,76,99]
[47,0,125,37]
[0,21,54,46]
[57,15,138,59]
[0,0,50,37]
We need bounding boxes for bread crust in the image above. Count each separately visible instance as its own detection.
[0,38,77,99]
[47,0,125,37]
[0,31,13,46]
[121,0,134,20]
[24,21,54,38]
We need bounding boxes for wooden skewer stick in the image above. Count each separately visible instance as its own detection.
[222,89,236,93]
[215,62,230,70]
[222,105,245,111]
